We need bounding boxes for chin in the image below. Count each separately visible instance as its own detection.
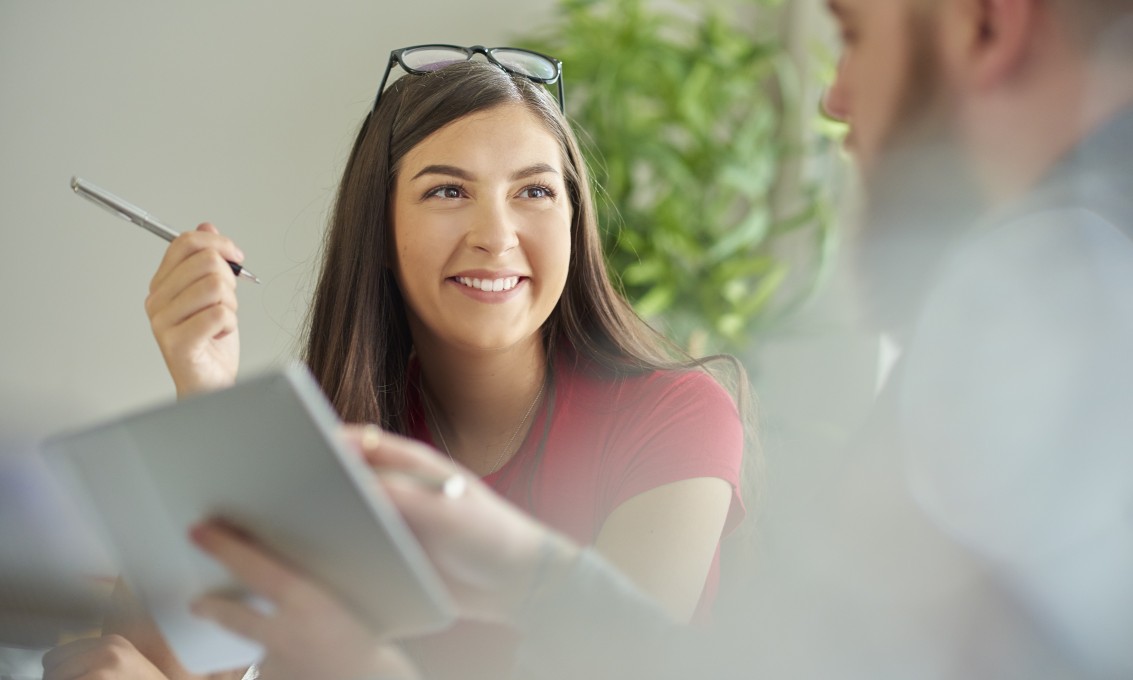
[451,333,535,354]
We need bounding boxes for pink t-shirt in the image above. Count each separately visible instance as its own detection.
[402,348,746,679]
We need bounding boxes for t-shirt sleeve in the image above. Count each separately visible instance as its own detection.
[603,370,746,536]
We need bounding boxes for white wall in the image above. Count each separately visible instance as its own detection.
[0,1,557,437]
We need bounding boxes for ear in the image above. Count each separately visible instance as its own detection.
[968,0,1037,88]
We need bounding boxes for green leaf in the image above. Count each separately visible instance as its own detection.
[512,0,838,352]
[634,284,677,317]
[622,258,666,286]
[706,210,770,263]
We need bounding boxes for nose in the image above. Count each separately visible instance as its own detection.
[821,55,851,123]
[466,197,519,256]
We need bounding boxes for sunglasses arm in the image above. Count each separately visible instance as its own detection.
[372,55,398,114]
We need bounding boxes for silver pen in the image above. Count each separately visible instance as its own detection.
[71,176,261,283]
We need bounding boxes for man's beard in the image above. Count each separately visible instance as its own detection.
[851,13,988,337]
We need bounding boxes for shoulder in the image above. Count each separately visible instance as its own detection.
[911,207,1133,359]
[966,206,1131,285]
[646,367,739,418]
[561,356,738,422]
[902,205,1133,430]
[552,358,746,528]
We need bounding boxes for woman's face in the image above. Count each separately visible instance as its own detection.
[392,103,572,355]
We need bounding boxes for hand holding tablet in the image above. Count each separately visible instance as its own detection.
[43,365,455,674]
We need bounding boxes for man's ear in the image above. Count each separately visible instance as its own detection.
[968,0,1037,88]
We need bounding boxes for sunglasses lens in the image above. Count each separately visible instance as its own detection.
[400,47,469,72]
[491,49,558,81]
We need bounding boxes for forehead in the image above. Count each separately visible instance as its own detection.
[401,104,564,172]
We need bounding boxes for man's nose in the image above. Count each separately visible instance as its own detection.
[821,55,851,123]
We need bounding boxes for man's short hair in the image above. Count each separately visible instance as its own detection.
[1050,0,1133,52]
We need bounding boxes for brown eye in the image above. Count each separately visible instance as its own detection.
[424,184,466,200]
[520,184,556,200]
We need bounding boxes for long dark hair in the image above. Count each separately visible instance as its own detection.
[301,61,757,499]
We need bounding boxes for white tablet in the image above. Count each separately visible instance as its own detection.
[42,364,455,674]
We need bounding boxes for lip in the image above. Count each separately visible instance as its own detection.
[446,270,528,304]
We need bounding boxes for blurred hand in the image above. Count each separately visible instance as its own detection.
[42,635,168,680]
[346,426,579,623]
[101,578,242,680]
[144,223,243,397]
[188,521,421,680]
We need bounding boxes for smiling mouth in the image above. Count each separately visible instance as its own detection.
[453,276,522,293]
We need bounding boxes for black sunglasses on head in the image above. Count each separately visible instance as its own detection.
[372,44,565,114]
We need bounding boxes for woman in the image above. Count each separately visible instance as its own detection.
[87,46,751,680]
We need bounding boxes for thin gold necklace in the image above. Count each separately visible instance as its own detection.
[420,378,546,474]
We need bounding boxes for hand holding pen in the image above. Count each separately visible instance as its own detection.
[71,176,253,398]
[72,177,260,283]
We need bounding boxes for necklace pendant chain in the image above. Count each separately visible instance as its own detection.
[419,388,457,464]
[421,377,546,475]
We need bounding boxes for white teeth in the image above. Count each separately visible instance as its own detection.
[455,276,520,292]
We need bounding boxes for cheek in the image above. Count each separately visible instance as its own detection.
[395,235,446,308]
[393,204,451,270]
[849,45,910,165]
[518,216,571,316]
[390,224,413,286]
[391,210,435,299]
[539,217,573,291]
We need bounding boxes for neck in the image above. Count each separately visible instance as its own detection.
[961,26,1133,204]
[414,334,548,473]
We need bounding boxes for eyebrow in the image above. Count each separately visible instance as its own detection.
[510,163,560,181]
[410,163,560,182]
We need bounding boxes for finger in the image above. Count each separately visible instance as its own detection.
[150,225,242,293]
[41,637,103,673]
[146,249,238,322]
[341,423,383,450]
[189,521,302,605]
[373,466,467,501]
[379,464,478,512]
[353,429,472,501]
[152,246,238,305]
[191,593,272,645]
[380,474,450,522]
[149,224,244,293]
[257,643,424,680]
[41,635,142,680]
[369,643,425,680]
[149,267,239,332]
[351,427,459,479]
[43,653,90,679]
[154,304,238,359]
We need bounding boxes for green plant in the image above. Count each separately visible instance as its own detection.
[517,0,834,354]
